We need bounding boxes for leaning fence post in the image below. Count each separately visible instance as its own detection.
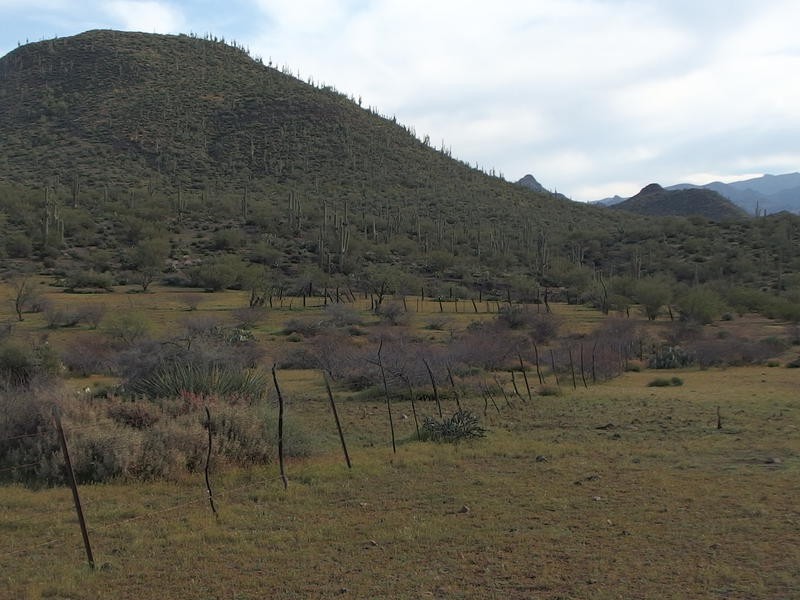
[271,364,289,489]
[377,340,397,454]
[483,382,501,414]
[550,349,560,388]
[532,342,545,385]
[510,370,525,403]
[493,375,513,408]
[323,371,352,468]
[422,358,443,418]
[568,347,578,390]
[402,377,421,439]
[446,364,462,411]
[579,344,589,389]
[203,406,219,516]
[517,353,532,403]
[53,409,95,570]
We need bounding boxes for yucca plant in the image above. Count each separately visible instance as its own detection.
[127,362,269,402]
[421,409,487,443]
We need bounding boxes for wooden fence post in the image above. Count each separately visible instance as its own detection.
[493,375,513,408]
[579,344,588,389]
[423,358,443,418]
[203,407,219,516]
[446,364,462,410]
[271,365,289,489]
[323,371,352,468]
[377,340,397,453]
[510,370,525,403]
[54,409,95,570]
[568,347,577,390]
[532,342,545,384]
[517,354,532,403]
[402,377,421,440]
[550,349,560,388]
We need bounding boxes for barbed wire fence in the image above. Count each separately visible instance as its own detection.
[0,341,636,570]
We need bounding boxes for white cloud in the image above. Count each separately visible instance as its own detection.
[103,1,185,33]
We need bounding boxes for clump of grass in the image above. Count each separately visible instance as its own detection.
[647,377,683,387]
[126,362,270,401]
[538,385,562,396]
[647,378,671,387]
[421,409,486,443]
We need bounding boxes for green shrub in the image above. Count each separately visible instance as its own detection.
[4,232,32,258]
[421,409,487,443]
[64,269,114,291]
[647,378,671,387]
[0,390,318,485]
[106,313,150,345]
[0,341,60,388]
[649,346,694,369]
[670,376,684,386]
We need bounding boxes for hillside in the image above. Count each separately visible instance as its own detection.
[611,183,749,221]
[0,30,645,289]
[0,30,799,304]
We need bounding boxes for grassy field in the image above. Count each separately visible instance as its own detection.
[1,282,799,598]
[1,364,798,599]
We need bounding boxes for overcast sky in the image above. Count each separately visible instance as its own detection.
[1,0,798,201]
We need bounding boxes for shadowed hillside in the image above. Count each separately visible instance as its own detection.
[612,184,748,221]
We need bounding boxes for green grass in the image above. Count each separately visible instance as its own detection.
[1,365,798,599]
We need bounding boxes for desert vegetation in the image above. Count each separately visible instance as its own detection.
[1,29,799,599]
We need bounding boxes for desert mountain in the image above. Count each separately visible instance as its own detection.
[0,29,639,287]
[611,183,748,221]
[667,173,800,215]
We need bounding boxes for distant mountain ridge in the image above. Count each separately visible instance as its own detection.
[610,183,748,221]
[593,173,800,215]
[666,173,800,215]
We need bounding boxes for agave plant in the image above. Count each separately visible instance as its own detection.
[127,361,269,402]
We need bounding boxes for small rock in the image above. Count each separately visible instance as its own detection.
[596,423,615,430]
[369,539,379,546]
[592,496,603,502]
[535,455,548,463]
[765,457,782,464]
[585,474,601,481]
[619,530,631,536]
[458,505,471,514]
